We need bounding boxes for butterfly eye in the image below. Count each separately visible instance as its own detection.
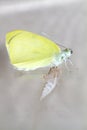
[70,49,73,54]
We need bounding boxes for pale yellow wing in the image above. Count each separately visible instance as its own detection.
[6,30,61,70]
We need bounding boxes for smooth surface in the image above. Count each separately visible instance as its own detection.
[0,0,87,130]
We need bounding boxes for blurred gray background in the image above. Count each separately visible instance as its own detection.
[0,0,87,130]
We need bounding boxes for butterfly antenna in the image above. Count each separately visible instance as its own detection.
[41,32,67,49]
[56,43,67,49]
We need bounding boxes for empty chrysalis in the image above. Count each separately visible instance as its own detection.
[6,30,73,100]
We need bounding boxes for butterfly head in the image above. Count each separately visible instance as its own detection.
[53,48,73,66]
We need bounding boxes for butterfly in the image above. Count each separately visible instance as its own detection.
[6,30,73,100]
